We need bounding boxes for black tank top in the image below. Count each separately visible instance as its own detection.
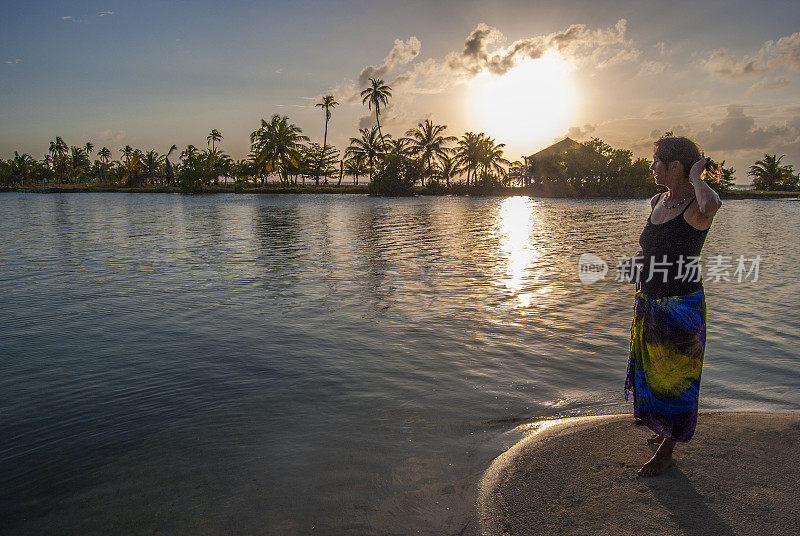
[637,192,710,297]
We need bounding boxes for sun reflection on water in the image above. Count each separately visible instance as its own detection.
[495,196,544,306]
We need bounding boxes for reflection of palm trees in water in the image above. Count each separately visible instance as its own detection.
[253,206,302,298]
[353,202,449,316]
[354,204,396,315]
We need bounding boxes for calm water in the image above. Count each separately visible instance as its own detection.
[2,193,798,535]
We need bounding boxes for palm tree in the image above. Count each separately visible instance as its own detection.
[207,129,223,152]
[435,153,460,187]
[143,150,164,182]
[748,154,796,191]
[97,147,112,182]
[453,132,510,186]
[11,152,34,186]
[343,153,368,185]
[406,119,456,186]
[477,135,510,183]
[249,114,310,184]
[386,135,415,157]
[454,132,482,186]
[120,145,143,186]
[42,154,52,181]
[164,145,178,184]
[49,136,68,183]
[180,145,198,160]
[69,146,90,182]
[84,142,94,156]
[346,126,384,181]
[360,78,392,146]
[315,95,339,182]
[230,159,252,184]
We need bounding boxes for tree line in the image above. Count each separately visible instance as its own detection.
[1,77,798,195]
[522,137,740,197]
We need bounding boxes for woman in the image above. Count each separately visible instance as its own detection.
[625,136,723,477]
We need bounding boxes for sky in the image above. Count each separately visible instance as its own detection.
[2,0,799,184]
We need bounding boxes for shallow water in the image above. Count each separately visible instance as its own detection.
[1,193,798,534]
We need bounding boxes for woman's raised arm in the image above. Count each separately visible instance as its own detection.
[689,157,722,217]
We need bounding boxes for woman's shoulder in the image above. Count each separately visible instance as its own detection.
[650,192,663,209]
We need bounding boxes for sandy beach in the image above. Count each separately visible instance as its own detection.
[479,411,800,536]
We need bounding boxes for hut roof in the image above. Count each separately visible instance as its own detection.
[527,137,580,159]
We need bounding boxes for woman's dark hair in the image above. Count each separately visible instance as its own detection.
[654,136,721,180]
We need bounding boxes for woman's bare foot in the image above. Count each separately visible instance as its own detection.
[637,453,674,477]
[646,433,665,444]
[638,438,676,477]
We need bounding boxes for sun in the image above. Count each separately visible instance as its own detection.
[467,51,578,154]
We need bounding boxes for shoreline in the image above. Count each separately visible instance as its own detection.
[3,185,798,199]
[478,411,800,536]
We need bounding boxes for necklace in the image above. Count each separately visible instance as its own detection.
[662,192,692,209]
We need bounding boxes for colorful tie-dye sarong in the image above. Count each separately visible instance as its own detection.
[625,287,706,442]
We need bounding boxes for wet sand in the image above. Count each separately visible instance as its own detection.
[479,411,800,536]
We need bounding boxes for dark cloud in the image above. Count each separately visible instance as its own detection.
[704,48,769,79]
[694,105,799,152]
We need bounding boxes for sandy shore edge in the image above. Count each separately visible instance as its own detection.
[478,411,800,536]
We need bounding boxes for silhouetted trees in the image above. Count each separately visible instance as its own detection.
[360,78,392,145]
[3,81,798,197]
[524,138,656,197]
[748,154,799,191]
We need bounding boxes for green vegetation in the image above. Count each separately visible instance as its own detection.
[2,78,798,198]
[748,154,799,191]
[526,138,656,197]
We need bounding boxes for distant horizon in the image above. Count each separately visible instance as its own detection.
[2,0,799,184]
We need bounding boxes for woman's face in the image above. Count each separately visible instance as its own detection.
[651,153,667,185]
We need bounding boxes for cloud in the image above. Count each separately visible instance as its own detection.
[703,48,770,79]
[329,20,647,137]
[637,60,666,77]
[337,19,641,106]
[654,42,668,57]
[594,47,641,68]
[98,11,114,17]
[446,19,635,76]
[5,58,22,64]
[357,103,407,130]
[96,129,127,144]
[565,123,597,139]
[704,31,800,79]
[358,36,421,88]
[746,76,791,96]
[694,105,799,152]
